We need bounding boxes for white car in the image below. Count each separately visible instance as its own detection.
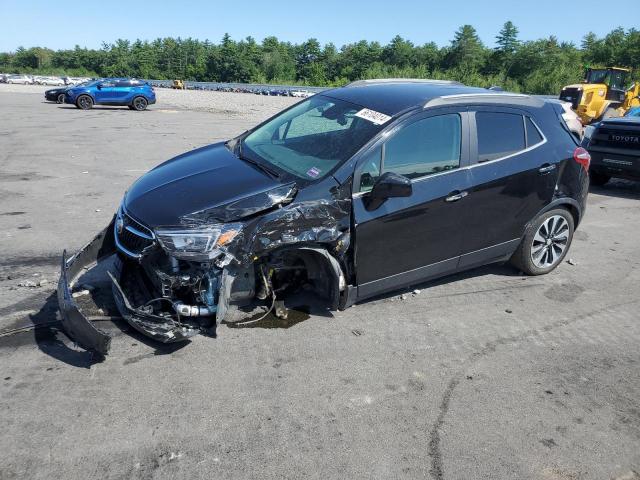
[290,89,313,98]
[6,74,34,85]
[39,76,65,86]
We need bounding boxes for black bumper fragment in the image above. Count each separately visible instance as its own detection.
[57,217,117,355]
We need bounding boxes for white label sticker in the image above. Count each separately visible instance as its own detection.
[355,108,392,125]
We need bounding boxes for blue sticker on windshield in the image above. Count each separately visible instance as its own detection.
[307,167,321,178]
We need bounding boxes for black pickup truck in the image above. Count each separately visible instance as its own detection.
[583,116,640,185]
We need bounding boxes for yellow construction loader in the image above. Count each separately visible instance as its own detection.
[172,79,185,90]
[559,67,640,124]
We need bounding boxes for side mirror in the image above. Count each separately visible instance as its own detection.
[365,171,412,210]
[96,84,102,89]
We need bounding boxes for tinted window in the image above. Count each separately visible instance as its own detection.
[383,114,461,179]
[525,117,543,146]
[476,112,525,162]
[115,80,131,87]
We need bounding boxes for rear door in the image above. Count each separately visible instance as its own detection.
[352,108,472,298]
[458,107,558,267]
[113,80,133,102]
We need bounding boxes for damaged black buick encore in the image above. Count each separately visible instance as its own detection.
[58,79,590,355]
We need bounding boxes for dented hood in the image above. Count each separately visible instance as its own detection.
[124,142,283,227]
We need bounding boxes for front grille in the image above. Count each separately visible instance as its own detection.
[115,211,155,257]
[559,88,582,110]
[591,124,640,151]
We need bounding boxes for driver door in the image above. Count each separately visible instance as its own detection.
[94,80,116,103]
[353,109,472,299]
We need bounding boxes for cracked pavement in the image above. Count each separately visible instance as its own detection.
[1,86,639,480]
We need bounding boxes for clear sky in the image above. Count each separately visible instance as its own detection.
[0,0,633,51]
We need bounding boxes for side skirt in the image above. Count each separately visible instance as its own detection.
[354,238,520,303]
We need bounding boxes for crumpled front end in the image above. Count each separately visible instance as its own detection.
[57,217,209,355]
[58,183,352,355]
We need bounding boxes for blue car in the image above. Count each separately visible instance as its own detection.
[625,106,640,117]
[65,78,156,111]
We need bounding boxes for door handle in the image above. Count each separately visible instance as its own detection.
[538,164,556,174]
[445,191,468,202]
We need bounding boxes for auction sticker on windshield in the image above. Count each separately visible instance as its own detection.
[307,167,321,178]
[355,108,392,125]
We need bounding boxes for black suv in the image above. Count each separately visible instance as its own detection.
[582,116,640,185]
[58,79,589,355]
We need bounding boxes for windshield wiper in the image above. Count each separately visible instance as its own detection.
[237,143,281,179]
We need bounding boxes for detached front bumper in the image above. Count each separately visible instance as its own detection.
[57,219,117,355]
[57,217,200,356]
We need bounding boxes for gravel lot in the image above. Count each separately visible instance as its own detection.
[1,84,639,480]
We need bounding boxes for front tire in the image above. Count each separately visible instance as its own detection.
[131,96,148,111]
[511,208,575,276]
[57,93,65,104]
[76,95,93,110]
[590,171,610,186]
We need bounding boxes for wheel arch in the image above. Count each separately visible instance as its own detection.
[529,197,581,231]
[259,245,346,311]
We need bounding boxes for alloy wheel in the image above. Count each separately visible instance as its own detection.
[530,215,569,268]
[78,96,92,109]
[133,97,147,111]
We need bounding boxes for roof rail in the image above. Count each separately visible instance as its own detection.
[425,92,544,108]
[345,78,463,87]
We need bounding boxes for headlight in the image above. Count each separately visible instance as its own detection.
[155,223,242,260]
[583,125,596,141]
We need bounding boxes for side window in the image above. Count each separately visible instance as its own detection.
[115,80,131,88]
[101,81,115,88]
[383,114,461,179]
[525,117,543,147]
[476,112,525,162]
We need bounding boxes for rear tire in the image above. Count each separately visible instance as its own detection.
[131,96,148,111]
[510,208,575,276]
[76,95,93,110]
[590,171,610,186]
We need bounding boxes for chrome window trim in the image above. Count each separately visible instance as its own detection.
[471,115,547,168]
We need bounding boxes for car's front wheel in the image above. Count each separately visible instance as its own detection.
[76,95,93,110]
[590,171,610,186]
[131,96,148,111]
[511,208,575,275]
[57,93,65,104]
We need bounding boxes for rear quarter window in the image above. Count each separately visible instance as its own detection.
[476,112,525,162]
[525,117,544,146]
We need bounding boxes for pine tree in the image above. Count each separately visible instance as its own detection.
[496,21,520,54]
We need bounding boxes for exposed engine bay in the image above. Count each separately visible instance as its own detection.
[58,182,353,356]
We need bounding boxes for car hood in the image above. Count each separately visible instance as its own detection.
[601,116,640,125]
[124,142,288,228]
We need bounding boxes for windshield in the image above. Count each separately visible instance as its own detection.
[242,95,386,180]
[586,69,628,90]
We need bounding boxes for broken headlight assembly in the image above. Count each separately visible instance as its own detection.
[155,223,242,261]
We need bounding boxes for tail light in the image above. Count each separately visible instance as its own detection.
[573,147,590,172]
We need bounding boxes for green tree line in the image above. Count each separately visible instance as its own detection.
[1,23,639,94]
